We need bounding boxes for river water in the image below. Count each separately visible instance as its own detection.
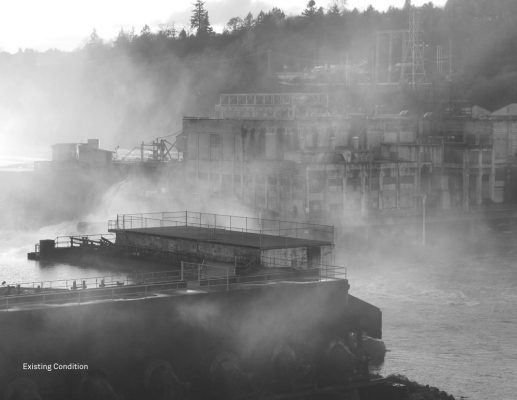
[347,230,517,400]
[0,158,516,400]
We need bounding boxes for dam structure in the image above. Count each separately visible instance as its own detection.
[12,211,387,399]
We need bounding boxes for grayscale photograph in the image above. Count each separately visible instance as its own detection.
[0,0,515,399]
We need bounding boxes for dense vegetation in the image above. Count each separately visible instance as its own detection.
[1,0,517,149]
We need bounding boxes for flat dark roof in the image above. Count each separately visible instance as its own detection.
[114,226,331,250]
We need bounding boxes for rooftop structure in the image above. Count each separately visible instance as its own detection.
[108,211,335,269]
[51,138,113,166]
[491,104,517,119]
[215,92,330,120]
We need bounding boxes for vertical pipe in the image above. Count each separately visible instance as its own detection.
[388,32,393,83]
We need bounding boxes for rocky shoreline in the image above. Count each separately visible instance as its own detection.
[386,375,456,400]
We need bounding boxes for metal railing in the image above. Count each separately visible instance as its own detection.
[0,280,187,311]
[179,259,345,290]
[180,261,234,291]
[108,211,334,244]
[54,233,116,249]
[259,255,346,277]
[8,271,142,293]
[0,262,346,311]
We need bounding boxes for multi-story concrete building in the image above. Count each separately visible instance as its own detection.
[179,93,516,223]
[181,93,423,223]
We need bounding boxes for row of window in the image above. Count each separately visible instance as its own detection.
[221,94,292,106]
[195,171,416,196]
[220,94,328,106]
[187,128,355,161]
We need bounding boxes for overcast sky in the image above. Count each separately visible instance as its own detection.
[0,0,446,53]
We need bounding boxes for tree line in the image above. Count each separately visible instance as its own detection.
[2,0,517,147]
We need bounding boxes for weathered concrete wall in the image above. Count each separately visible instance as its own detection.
[0,280,380,399]
[260,247,308,268]
[260,245,333,268]
[116,231,261,265]
[321,245,333,265]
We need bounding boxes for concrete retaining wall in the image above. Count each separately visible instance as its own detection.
[0,280,380,399]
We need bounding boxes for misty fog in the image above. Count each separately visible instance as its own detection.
[0,1,517,399]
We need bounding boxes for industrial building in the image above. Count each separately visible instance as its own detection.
[180,92,511,224]
[108,211,335,269]
[51,139,113,167]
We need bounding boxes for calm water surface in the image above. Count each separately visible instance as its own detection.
[348,233,517,400]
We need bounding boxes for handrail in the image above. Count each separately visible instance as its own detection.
[1,264,347,311]
[108,211,335,245]
[54,233,116,248]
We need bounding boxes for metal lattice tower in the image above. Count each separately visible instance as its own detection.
[400,9,426,88]
[436,38,452,80]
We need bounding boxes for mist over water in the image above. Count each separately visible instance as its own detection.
[1,157,517,400]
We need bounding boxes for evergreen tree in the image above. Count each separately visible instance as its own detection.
[327,4,341,16]
[243,12,255,30]
[190,0,213,37]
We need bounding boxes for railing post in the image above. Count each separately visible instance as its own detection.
[180,261,184,281]
[5,297,8,311]
[185,210,188,227]
[226,269,229,291]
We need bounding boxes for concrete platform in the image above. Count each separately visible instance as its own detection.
[114,225,332,250]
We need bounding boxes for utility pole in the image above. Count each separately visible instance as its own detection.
[422,194,427,246]
[267,49,272,76]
